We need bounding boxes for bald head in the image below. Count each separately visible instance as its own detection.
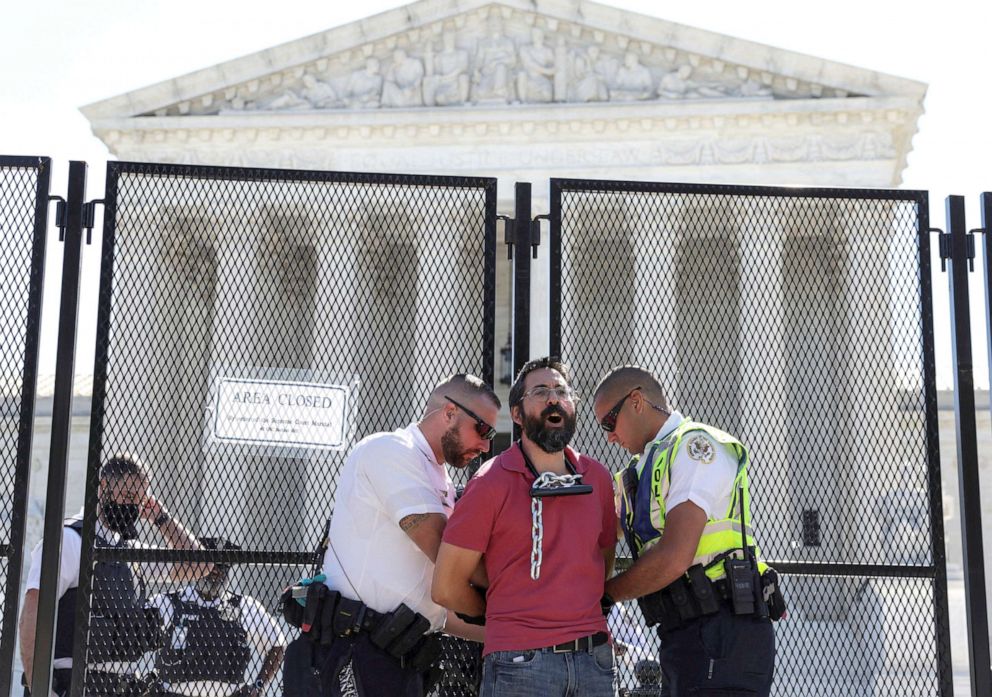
[593,366,670,411]
[424,373,501,415]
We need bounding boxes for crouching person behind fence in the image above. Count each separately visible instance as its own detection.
[19,454,212,697]
[148,537,286,697]
[291,375,498,697]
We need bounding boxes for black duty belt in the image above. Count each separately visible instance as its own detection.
[546,631,609,654]
[712,577,734,602]
[341,603,386,636]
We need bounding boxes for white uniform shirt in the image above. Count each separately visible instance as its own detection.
[322,424,454,630]
[146,586,287,696]
[25,511,127,672]
[648,412,738,519]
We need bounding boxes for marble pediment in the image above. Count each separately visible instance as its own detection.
[82,0,925,122]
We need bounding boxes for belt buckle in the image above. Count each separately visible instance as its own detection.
[553,637,581,654]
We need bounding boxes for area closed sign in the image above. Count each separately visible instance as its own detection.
[211,377,349,450]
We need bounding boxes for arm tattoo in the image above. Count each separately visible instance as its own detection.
[399,513,429,532]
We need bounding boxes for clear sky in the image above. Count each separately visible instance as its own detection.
[2,0,990,389]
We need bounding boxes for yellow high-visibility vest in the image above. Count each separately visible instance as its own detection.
[615,419,766,581]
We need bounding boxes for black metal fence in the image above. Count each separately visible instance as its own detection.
[69,162,495,697]
[0,157,50,697]
[548,180,950,696]
[4,157,992,697]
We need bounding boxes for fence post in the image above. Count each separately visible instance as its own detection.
[30,161,87,697]
[512,181,532,376]
[980,193,992,420]
[0,156,51,697]
[944,194,992,696]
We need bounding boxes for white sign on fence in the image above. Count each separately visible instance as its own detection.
[211,377,349,450]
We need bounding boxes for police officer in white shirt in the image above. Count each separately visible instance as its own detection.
[148,537,287,697]
[593,366,776,696]
[317,374,498,697]
[19,455,211,697]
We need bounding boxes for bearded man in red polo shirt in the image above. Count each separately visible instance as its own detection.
[433,357,617,697]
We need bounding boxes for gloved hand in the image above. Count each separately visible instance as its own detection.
[600,593,615,617]
[455,585,487,626]
[455,611,486,626]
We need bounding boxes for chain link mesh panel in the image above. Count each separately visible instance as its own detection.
[550,180,948,696]
[74,163,496,697]
[0,156,48,694]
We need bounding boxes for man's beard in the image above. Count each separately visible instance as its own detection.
[523,404,576,453]
[441,426,478,468]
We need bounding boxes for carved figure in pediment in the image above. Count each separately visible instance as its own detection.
[424,33,470,106]
[253,89,310,111]
[301,73,341,108]
[516,28,555,104]
[382,49,425,108]
[570,45,611,103]
[345,58,383,108]
[658,65,693,99]
[554,38,569,102]
[472,19,517,104]
[738,79,773,98]
[610,52,654,101]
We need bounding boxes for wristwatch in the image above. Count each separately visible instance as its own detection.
[154,510,171,527]
[253,679,265,690]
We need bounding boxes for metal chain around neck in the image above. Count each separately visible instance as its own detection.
[530,496,543,580]
[529,471,586,580]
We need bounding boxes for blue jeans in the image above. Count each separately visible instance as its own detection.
[480,642,616,697]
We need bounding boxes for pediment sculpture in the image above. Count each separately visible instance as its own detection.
[190,11,806,117]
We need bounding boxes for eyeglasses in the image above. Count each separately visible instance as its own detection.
[521,385,576,402]
[599,386,641,432]
[445,396,497,441]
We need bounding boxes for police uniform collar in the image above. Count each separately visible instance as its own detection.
[499,442,586,476]
[648,411,685,452]
[407,423,441,466]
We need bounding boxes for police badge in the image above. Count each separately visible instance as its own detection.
[685,435,715,464]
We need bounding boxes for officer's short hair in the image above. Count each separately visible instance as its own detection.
[99,454,148,482]
[427,373,501,413]
[199,537,241,572]
[593,366,670,411]
[508,356,572,409]
[199,537,242,552]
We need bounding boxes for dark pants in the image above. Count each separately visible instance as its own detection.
[29,669,152,697]
[317,634,423,697]
[51,669,73,697]
[658,605,775,697]
[283,637,322,697]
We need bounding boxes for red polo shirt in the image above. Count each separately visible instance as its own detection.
[442,443,617,655]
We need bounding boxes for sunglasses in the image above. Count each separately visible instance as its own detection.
[599,386,641,432]
[445,396,497,441]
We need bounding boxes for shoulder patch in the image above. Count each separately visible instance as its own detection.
[685,435,716,464]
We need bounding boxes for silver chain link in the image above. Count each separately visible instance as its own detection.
[530,497,543,580]
[529,472,586,580]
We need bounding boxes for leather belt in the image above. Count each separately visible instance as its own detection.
[549,631,609,653]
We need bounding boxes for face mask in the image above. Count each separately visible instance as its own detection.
[196,574,229,600]
[101,501,140,540]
